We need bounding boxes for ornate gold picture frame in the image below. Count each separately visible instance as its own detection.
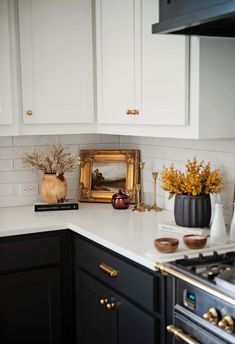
[79,150,140,203]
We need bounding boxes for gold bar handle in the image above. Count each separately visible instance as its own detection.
[126,109,139,115]
[99,262,118,277]
[167,325,200,344]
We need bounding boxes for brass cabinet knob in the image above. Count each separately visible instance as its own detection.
[218,315,234,333]
[203,307,219,325]
[106,303,115,310]
[26,110,33,116]
[100,298,108,305]
[126,109,139,115]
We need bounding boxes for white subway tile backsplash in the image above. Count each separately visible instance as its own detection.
[0,170,37,183]
[1,133,235,219]
[0,184,13,196]
[0,137,12,147]
[59,134,100,145]
[0,159,13,171]
[0,134,120,207]
[13,135,58,146]
[0,146,34,160]
[13,159,27,171]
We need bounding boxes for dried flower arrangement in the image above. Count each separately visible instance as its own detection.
[22,145,80,176]
[161,157,223,199]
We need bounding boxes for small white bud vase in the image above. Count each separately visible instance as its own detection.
[210,203,226,245]
[230,202,235,241]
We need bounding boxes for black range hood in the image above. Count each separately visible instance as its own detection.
[152,0,235,37]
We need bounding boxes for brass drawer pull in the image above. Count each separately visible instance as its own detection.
[167,325,200,344]
[126,109,139,115]
[26,110,33,116]
[99,262,118,277]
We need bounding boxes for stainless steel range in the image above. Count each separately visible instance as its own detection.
[156,251,235,344]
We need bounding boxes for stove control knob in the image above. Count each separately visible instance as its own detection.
[218,315,234,333]
[203,307,219,325]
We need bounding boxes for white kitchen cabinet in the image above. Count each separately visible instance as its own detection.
[96,0,189,127]
[0,0,19,136]
[18,0,94,128]
[0,0,13,126]
[96,0,235,139]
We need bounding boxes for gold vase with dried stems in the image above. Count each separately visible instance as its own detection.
[23,145,80,204]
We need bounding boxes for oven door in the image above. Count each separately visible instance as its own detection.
[167,312,227,344]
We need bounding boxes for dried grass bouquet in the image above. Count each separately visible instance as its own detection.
[161,157,223,199]
[22,145,80,176]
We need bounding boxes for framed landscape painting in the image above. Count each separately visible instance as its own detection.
[79,150,140,203]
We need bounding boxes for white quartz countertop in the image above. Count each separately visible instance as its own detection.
[1,203,235,271]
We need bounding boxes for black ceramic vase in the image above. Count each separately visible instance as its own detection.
[174,194,211,228]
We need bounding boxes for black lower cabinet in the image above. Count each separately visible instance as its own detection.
[0,231,167,344]
[75,269,157,344]
[113,291,156,344]
[76,271,113,344]
[0,267,61,344]
[0,230,72,344]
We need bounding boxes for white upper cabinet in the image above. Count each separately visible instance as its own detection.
[96,0,235,139]
[96,0,189,126]
[0,0,13,125]
[18,0,94,125]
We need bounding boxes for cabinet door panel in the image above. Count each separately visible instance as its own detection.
[139,0,189,126]
[96,0,137,124]
[19,0,94,124]
[75,270,113,344]
[0,267,62,344]
[0,0,13,124]
[112,292,157,344]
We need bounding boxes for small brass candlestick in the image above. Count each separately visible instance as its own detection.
[132,184,145,212]
[139,162,148,209]
[148,171,163,212]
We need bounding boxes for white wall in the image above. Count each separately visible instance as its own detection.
[0,133,234,225]
[0,134,119,207]
[120,136,235,224]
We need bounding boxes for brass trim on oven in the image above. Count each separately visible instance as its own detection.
[167,324,200,344]
[155,263,235,306]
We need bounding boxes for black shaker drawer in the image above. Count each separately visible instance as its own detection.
[0,233,61,272]
[74,235,162,313]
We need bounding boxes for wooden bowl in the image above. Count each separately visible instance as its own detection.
[154,237,179,253]
[183,235,207,249]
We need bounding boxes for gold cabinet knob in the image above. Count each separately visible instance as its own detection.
[218,315,234,333]
[100,298,108,305]
[126,109,139,115]
[26,110,33,116]
[203,307,219,325]
[106,303,115,310]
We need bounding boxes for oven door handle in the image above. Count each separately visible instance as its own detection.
[167,325,200,344]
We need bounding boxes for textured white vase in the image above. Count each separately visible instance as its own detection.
[230,202,235,242]
[210,203,226,245]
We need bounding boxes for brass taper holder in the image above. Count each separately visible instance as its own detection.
[139,162,148,209]
[148,171,163,212]
[132,184,145,212]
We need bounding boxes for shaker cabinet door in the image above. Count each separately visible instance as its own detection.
[96,0,189,127]
[18,0,94,125]
[140,0,189,126]
[96,0,137,125]
[0,0,13,125]
[0,267,62,344]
